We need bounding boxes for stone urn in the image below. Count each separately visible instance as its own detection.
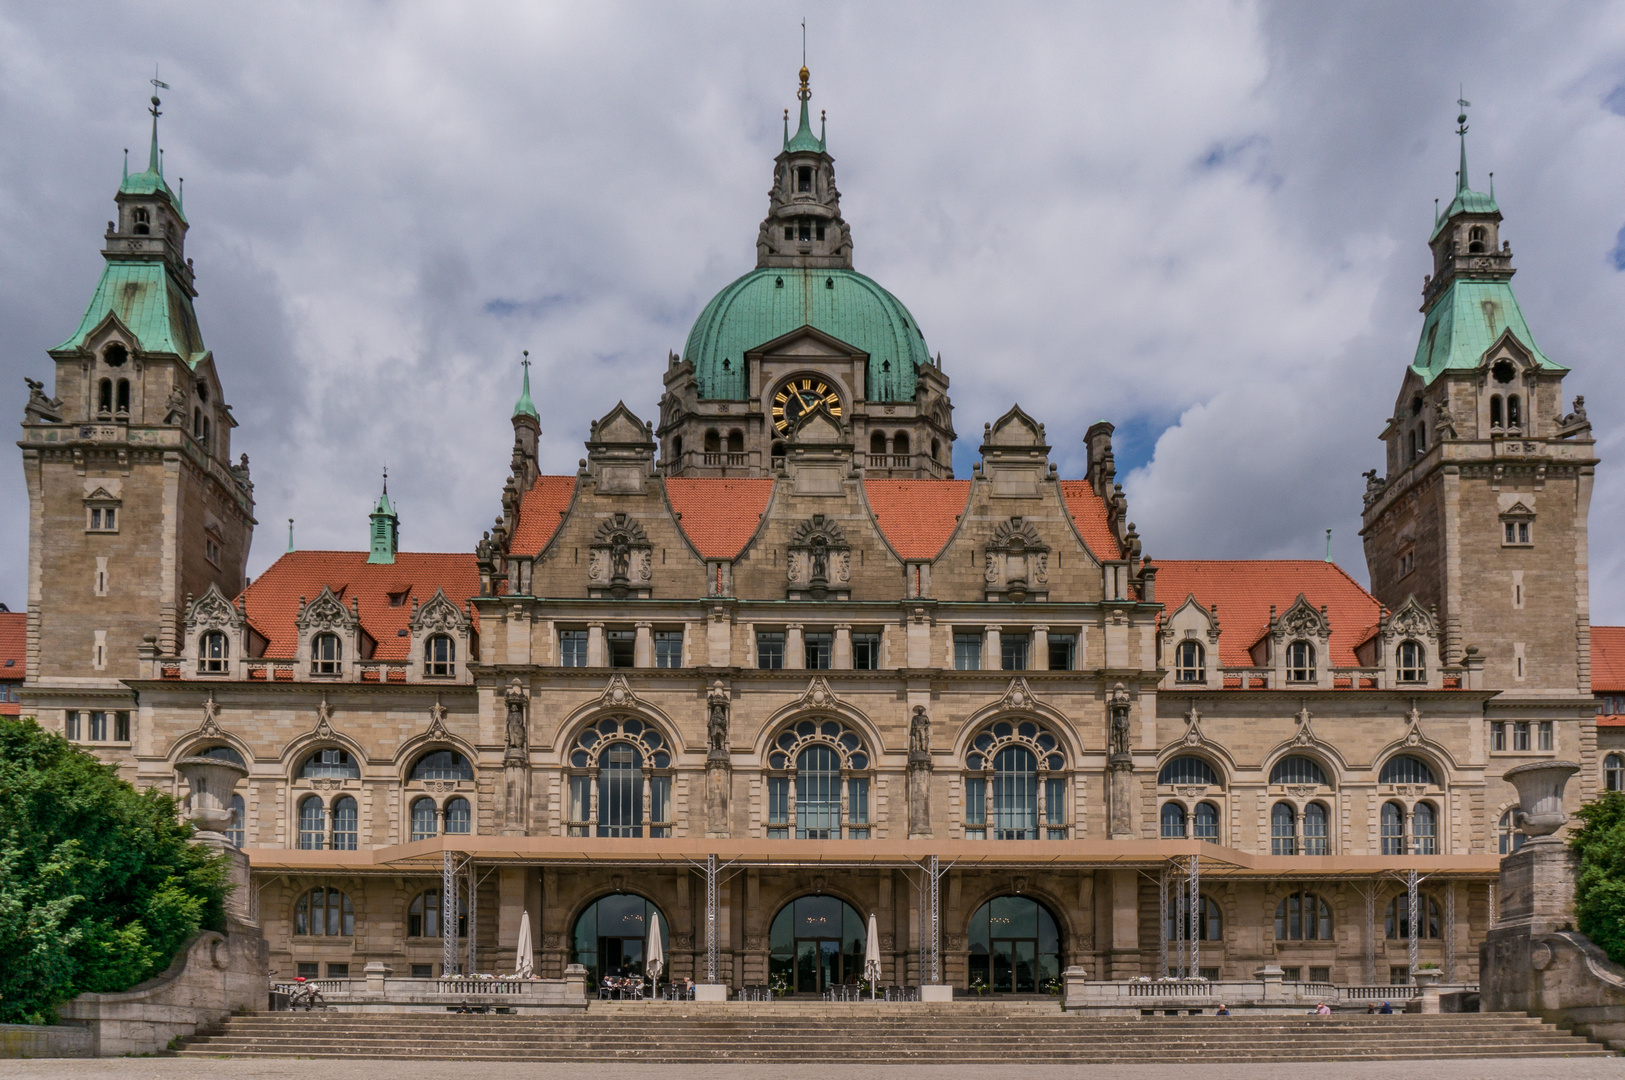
[1413,968,1442,990]
[1504,760,1581,843]
[175,754,249,845]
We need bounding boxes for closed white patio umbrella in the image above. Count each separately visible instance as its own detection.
[864,912,881,1000]
[514,909,534,978]
[645,911,664,998]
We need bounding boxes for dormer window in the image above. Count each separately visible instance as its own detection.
[1468,225,1487,253]
[1286,640,1316,682]
[1396,640,1425,683]
[199,630,229,674]
[797,166,813,192]
[132,207,150,235]
[1175,640,1205,683]
[311,633,343,676]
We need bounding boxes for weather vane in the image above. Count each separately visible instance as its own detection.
[1456,85,1470,134]
[151,64,168,116]
[521,349,530,372]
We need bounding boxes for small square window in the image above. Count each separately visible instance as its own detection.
[296,962,320,979]
[757,632,785,670]
[852,633,881,670]
[1280,966,1301,982]
[1389,966,1411,986]
[559,630,588,668]
[653,630,682,669]
[204,535,222,567]
[87,505,119,532]
[1048,634,1076,671]
[1503,519,1532,546]
[954,633,982,671]
[1309,966,1331,984]
[326,962,349,978]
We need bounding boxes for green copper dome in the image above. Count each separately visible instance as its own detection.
[683,267,932,402]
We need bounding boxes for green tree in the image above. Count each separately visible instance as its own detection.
[0,716,228,1023]
[1571,791,1625,966]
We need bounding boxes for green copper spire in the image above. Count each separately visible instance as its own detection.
[512,350,539,421]
[1428,96,1497,242]
[1456,94,1469,194]
[367,469,398,564]
[786,65,825,153]
[286,518,295,554]
[147,91,161,173]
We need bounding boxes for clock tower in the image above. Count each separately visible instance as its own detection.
[657,66,955,479]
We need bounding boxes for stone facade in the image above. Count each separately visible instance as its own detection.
[17,83,1607,994]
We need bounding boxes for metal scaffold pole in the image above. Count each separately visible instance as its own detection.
[705,853,719,984]
[928,855,941,984]
[1364,883,1376,986]
[1407,868,1420,980]
[1157,866,1168,980]
[1187,854,1200,978]
[1445,881,1456,981]
[466,858,478,975]
[442,848,457,976]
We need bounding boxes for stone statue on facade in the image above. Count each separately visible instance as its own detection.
[908,705,931,761]
[706,680,730,759]
[907,705,933,837]
[1433,398,1458,441]
[1108,683,1132,760]
[504,680,528,759]
[705,680,732,837]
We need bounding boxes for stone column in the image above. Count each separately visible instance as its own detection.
[1032,625,1049,670]
[586,622,606,667]
[705,681,732,838]
[786,623,805,669]
[984,626,1001,671]
[1107,683,1135,838]
[833,624,852,669]
[634,622,653,667]
[907,705,933,839]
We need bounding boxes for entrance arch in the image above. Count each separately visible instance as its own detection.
[571,893,668,985]
[967,895,1063,993]
[769,895,867,995]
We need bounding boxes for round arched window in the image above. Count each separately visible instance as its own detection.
[1379,754,1438,787]
[1268,756,1328,787]
[411,750,472,782]
[765,719,870,839]
[769,895,866,995]
[300,748,358,779]
[1175,641,1205,683]
[967,895,1063,993]
[197,744,245,766]
[573,894,668,986]
[1158,756,1220,787]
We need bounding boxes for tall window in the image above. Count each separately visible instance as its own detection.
[1379,755,1437,786]
[607,629,634,668]
[1001,634,1028,671]
[767,776,790,839]
[1411,801,1437,854]
[954,633,982,671]
[116,379,129,412]
[852,632,880,670]
[653,630,682,668]
[331,796,358,850]
[1175,641,1204,683]
[1607,754,1625,792]
[560,630,588,667]
[1302,801,1329,855]
[1381,801,1405,855]
[804,632,832,670]
[1193,801,1220,842]
[1274,892,1332,940]
[227,793,246,848]
[992,746,1038,840]
[964,776,987,839]
[98,378,112,413]
[1161,802,1187,838]
[1044,777,1067,839]
[1165,894,1223,942]
[568,776,591,837]
[1271,802,1297,855]
[599,744,644,837]
[848,777,871,839]
[295,887,353,936]
[444,796,471,835]
[311,633,342,676]
[408,888,466,938]
[199,631,229,674]
[796,744,841,839]
[1512,721,1530,751]
[1396,641,1425,683]
[300,748,359,779]
[1286,640,1316,682]
[1048,633,1075,671]
[411,750,472,781]
[424,634,455,677]
[757,632,785,670]
[1385,895,1442,939]
[1498,809,1525,854]
[298,796,326,850]
[410,797,438,841]
[650,775,672,837]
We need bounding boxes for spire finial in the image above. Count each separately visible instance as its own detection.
[123,148,128,181]
[1325,528,1333,563]
[1455,88,1471,194]
[286,517,295,554]
[382,464,388,496]
[147,68,169,174]
[512,349,539,421]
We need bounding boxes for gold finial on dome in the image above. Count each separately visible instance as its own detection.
[798,65,811,103]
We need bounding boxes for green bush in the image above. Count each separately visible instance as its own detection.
[0,716,228,1023]
[1570,791,1625,966]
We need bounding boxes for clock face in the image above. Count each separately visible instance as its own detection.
[772,378,842,435]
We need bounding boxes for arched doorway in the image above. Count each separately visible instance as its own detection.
[571,893,668,985]
[967,895,1062,993]
[769,895,867,995]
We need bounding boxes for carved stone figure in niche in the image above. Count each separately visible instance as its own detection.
[504,680,528,754]
[1433,398,1458,441]
[984,517,1050,599]
[787,514,850,597]
[908,705,931,761]
[588,513,652,596]
[1108,683,1132,759]
[706,680,731,759]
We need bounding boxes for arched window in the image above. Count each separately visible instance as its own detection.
[411,750,472,782]
[98,379,113,414]
[1468,225,1486,253]
[1165,894,1222,942]
[796,743,842,839]
[1302,801,1329,855]
[1396,641,1425,683]
[311,633,342,676]
[1412,801,1438,855]
[1379,754,1437,787]
[1274,891,1332,940]
[870,431,887,455]
[193,407,202,436]
[331,796,358,850]
[410,797,438,841]
[964,719,1065,841]
[703,429,720,453]
[227,793,245,848]
[408,887,467,938]
[1381,801,1406,855]
[573,893,668,986]
[726,429,744,453]
[893,431,910,456]
[1385,894,1442,939]
[966,895,1063,994]
[1286,641,1316,682]
[599,743,645,837]
[115,379,129,413]
[198,630,229,674]
[1269,755,1327,787]
[132,207,150,234]
[1193,801,1220,842]
[672,435,683,460]
[199,744,245,765]
[1490,395,1503,427]
[1158,755,1219,787]
[1607,754,1625,792]
[569,717,674,838]
[992,745,1038,840]
[1416,422,1426,453]
[1175,640,1205,683]
[294,886,353,936]
[297,795,326,850]
[932,438,942,463]
[1270,801,1297,855]
[1409,429,1419,460]
[1498,809,1525,855]
[444,796,471,835]
[300,748,358,779]
[1508,395,1521,428]
[1160,802,1187,838]
[424,634,455,677]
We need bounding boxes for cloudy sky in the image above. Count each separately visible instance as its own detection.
[3,2,1625,621]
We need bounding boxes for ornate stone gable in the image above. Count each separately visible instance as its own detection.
[588,513,653,599]
[787,514,850,598]
[296,585,356,633]
[184,582,243,633]
[409,587,466,635]
[984,517,1049,601]
[1271,594,1330,644]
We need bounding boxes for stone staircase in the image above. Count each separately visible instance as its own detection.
[176,1005,1613,1062]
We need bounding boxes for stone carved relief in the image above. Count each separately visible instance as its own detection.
[410,588,466,635]
[296,586,355,634]
[1402,702,1425,747]
[199,692,223,738]
[1182,701,1205,746]
[1271,594,1330,643]
[984,517,1049,597]
[706,680,731,760]
[503,681,528,761]
[313,697,335,740]
[426,697,450,742]
[1293,703,1317,747]
[787,515,851,595]
[185,584,242,633]
[1108,683,1132,760]
[588,513,653,593]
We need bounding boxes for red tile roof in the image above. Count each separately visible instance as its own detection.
[240,552,480,661]
[1592,626,1625,693]
[864,480,970,560]
[0,610,21,714]
[1599,716,1625,727]
[509,475,577,556]
[1152,560,1382,667]
[1059,481,1122,559]
[665,478,775,559]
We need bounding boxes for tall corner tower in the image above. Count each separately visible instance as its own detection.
[18,90,255,727]
[1360,104,1595,696]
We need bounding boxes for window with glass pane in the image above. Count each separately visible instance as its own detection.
[598,744,643,837]
[1538,721,1553,750]
[767,776,790,839]
[1165,894,1222,942]
[1193,801,1220,842]
[1411,801,1437,854]
[1175,640,1204,683]
[852,633,880,670]
[295,886,353,936]
[954,633,982,671]
[796,745,842,839]
[964,776,987,838]
[424,634,455,676]
[1608,755,1625,792]
[1396,640,1424,682]
[1498,809,1526,854]
[227,794,245,848]
[1001,635,1028,671]
[1161,802,1187,839]
[408,888,466,938]
[311,633,342,675]
[804,632,832,670]
[654,631,682,668]
[301,748,359,779]
[1159,756,1220,786]
[89,711,107,740]
[443,797,471,835]
[64,711,80,740]
[1385,895,1441,939]
[411,750,472,781]
[298,796,326,850]
[560,630,588,667]
[410,797,438,841]
[1044,777,1066,838]
[1491,722,1506,751]
[114,711,130,741]
[331,796,358,850]
[1379,754,1436,786]
[650,775,672,837]
[848,777,870,838]
[568,775,591,837]
[1302,802,1329,855]
[992,746,1038,840]
[607,630,635,669]
[1513,721,1530,751]
[1048,634,1076,671]
[1274,891,1331,940]
[1286,640,1316,682]
[757,632,785,670]
[1380,801,1405,855]
[200,630,229,673]
[1270,802,1296,855]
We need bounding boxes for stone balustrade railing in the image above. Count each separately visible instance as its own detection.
[1064,973,1476,1012]
[274,965,588,1012]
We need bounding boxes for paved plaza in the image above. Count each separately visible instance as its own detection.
[5,1059,1624,1080]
